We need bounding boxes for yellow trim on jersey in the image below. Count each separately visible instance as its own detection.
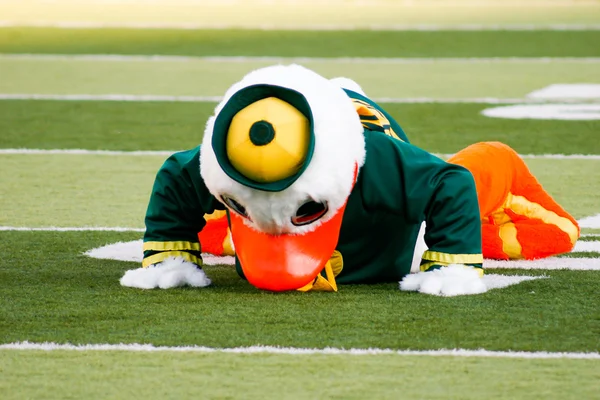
[498,222,523,259]
[351,99,402,141]
[506,193,579,245]
[420,260,449,272]
[143,241,201,252]
[420,261,484,276]
[422,250,483,265]
[142,251,202,268]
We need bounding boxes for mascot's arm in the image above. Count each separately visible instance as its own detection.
[362,133,485,296]
[120,147,225,289]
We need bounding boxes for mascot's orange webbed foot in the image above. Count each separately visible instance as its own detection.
[449,141,579,260]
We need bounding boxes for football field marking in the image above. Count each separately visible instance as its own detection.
[2,56,597,101]
[84,240,236,265]
[527,84,600,100]
[485,257,600,270]
[482,104,600,120]
[1,342,598,359]
[482,84,600,120]
[0,226,144,232]
[3,93,599,104]
[0,94,222,103]
[579,213,600,229]
[2,149,600,160]
[4,54,600,63]
[574,240,600,252]
[0,149,176,156]
[82,239,600,270]
[0,232,595,270]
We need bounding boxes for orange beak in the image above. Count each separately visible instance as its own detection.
[229,204,347,292]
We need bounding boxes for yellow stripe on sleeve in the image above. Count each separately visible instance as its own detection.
[142,251,202,268]
[143,241,201,252]
[420,260,449,272]
[422,250,484,265]
[420,260,484,276]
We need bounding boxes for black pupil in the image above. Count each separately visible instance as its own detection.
[296,201,325,218]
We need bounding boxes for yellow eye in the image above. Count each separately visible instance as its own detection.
[226,97,310,184]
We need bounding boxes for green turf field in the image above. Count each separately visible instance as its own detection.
[1,1,599,399]
[2,56,600,98]
[3,28,600,57]
[1,351,598,400]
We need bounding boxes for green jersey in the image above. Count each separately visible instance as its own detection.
[143,93,483,284]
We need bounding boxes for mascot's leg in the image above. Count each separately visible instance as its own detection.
[449,142,579,260]
[197,210,235,256]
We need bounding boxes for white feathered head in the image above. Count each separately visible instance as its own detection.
[200,64,366,291]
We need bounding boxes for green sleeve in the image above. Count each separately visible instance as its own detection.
[361,131,483,272]
[142,146,225,267]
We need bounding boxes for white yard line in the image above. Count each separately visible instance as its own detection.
[574,240,600,252]
[5,229,598,271]
[2,149,600,159]
[372,97,568,104]
[578,213,600,229]
[0,94,223,102]
[1,341,598,359]
[0,226,144,232]
[0,149,176,156]
[1,21,600,31]
[0,94,562,104]
[5,94,600,105]
[3,54,600,63]
[485,257,600,270]
[514,154,600,160]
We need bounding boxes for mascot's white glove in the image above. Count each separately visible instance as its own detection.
[399,264,487,297]
[120,257,211,290]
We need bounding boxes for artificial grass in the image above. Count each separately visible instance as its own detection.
[2,28,600,58]
[0,100,209,151]
[525,159,600,221]
[2,57,600,99]
[580,236,600,242]
[0,154,163,227]
[2,14,599,399]
[1,101,599,155]
[0,231,599,352]
[561,252,600,258]
[1,351,599,400]
[1,155,598,228]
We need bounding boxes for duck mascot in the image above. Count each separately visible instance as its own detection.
[120,64,579,295]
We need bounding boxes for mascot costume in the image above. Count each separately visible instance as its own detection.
[120,65,579,295]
